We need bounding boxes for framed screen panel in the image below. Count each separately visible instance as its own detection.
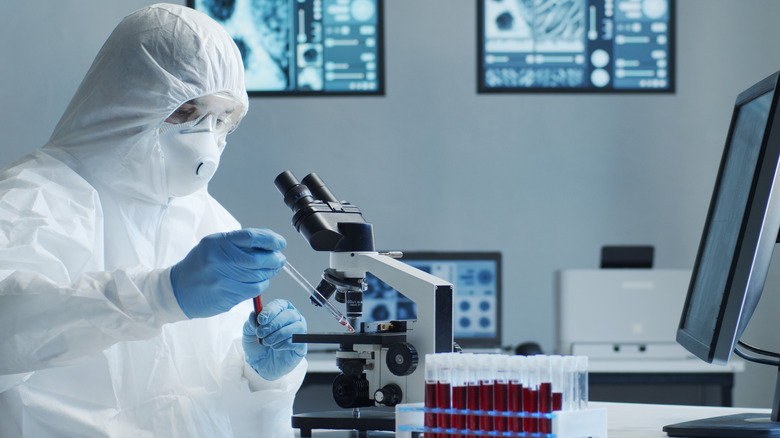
[478,0,675,93]
[188,0,385,96]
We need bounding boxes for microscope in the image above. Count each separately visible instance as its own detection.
[274,171,454,436]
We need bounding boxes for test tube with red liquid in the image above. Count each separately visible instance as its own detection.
[538,356,553,434]
[522,355,539,433]
[425,354,438,435]
[550,355,564,412]
[477,354,495,433]
[451,353,468,434]
[493,355,510,433]
[436,354,452,438]
[466,354,481,437]
[508,355,525,434]
[252,296,263,314]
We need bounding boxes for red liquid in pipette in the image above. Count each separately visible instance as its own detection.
[340,319,355,333]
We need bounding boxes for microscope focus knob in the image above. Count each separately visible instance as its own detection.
[374,383,403,407]
[386,342,418,376]
[332,374,373,408]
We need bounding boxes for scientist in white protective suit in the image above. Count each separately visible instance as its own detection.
[0,4,309,437]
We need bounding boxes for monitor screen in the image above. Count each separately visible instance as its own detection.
[188,0,384,96]
[477,0,675,92]
[677,74,779,366]
[664,71,780,437]
[362,252,502,349]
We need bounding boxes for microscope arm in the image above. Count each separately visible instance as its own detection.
[330,251,454,355]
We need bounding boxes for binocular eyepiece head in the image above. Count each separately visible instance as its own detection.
[274,170,375,252]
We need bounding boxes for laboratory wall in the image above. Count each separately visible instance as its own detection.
[2,0,780,408]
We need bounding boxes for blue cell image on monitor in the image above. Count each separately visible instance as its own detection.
[362,252,502,349]
[190,0,384,95]
[478,0,674,92]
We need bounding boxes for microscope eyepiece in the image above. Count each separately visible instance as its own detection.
[273,170,299,195]
[301,173,339,203]
[274,170,375,252]
[274,171,315,212]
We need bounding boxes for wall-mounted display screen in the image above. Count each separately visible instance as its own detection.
[189,0,384,96]
[478,0,674,93]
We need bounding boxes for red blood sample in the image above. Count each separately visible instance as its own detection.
[467,384,480,436]
[553,392,563,411]
[436,382,452,437]
[509,382,524,433]
[479,381,494,432]
[425,381,438,435]
[539,382,553,434]
[494,382,509,432]
[452,385,468,431]
[523,386,539,433]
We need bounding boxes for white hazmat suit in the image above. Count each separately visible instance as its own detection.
[0,4,306,437]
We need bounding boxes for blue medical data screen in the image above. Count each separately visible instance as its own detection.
[478,0,674,92]
[189,0,384,96]
[363,252,502,348]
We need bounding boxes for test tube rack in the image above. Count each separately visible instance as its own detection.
[395,403,607,438]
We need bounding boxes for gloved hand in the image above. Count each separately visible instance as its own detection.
[171,228,286,318]
[242,299,307,381]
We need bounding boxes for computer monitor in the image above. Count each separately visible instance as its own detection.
[663,71,780,437]
[188,0,384,96]
[362,251,502,350]
[477,0,675,92]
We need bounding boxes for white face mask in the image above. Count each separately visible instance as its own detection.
[158,116,222,198]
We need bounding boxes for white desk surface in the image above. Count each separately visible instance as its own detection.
[595,401,770,437]
[292,402,772,437]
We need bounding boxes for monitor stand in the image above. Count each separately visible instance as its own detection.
[664,368,780,437]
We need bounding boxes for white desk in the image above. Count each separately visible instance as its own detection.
[596,401,769,438]
[294,402,772,437]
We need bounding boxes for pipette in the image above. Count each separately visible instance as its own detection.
[282,261,355,333]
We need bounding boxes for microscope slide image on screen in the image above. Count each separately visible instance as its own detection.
[479,0,673,91]
[190,0,383,94]
[363,255,501,348]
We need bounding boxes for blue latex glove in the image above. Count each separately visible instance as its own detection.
[171,228,286,318]
[242,299,308,381]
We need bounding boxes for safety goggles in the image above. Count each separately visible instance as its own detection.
[163,92,245,137]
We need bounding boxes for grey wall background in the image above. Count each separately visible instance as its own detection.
[3,0,780,409]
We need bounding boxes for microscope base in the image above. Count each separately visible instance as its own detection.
[292,407,395,437]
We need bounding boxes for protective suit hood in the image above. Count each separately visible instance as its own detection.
[44,3,249,204]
